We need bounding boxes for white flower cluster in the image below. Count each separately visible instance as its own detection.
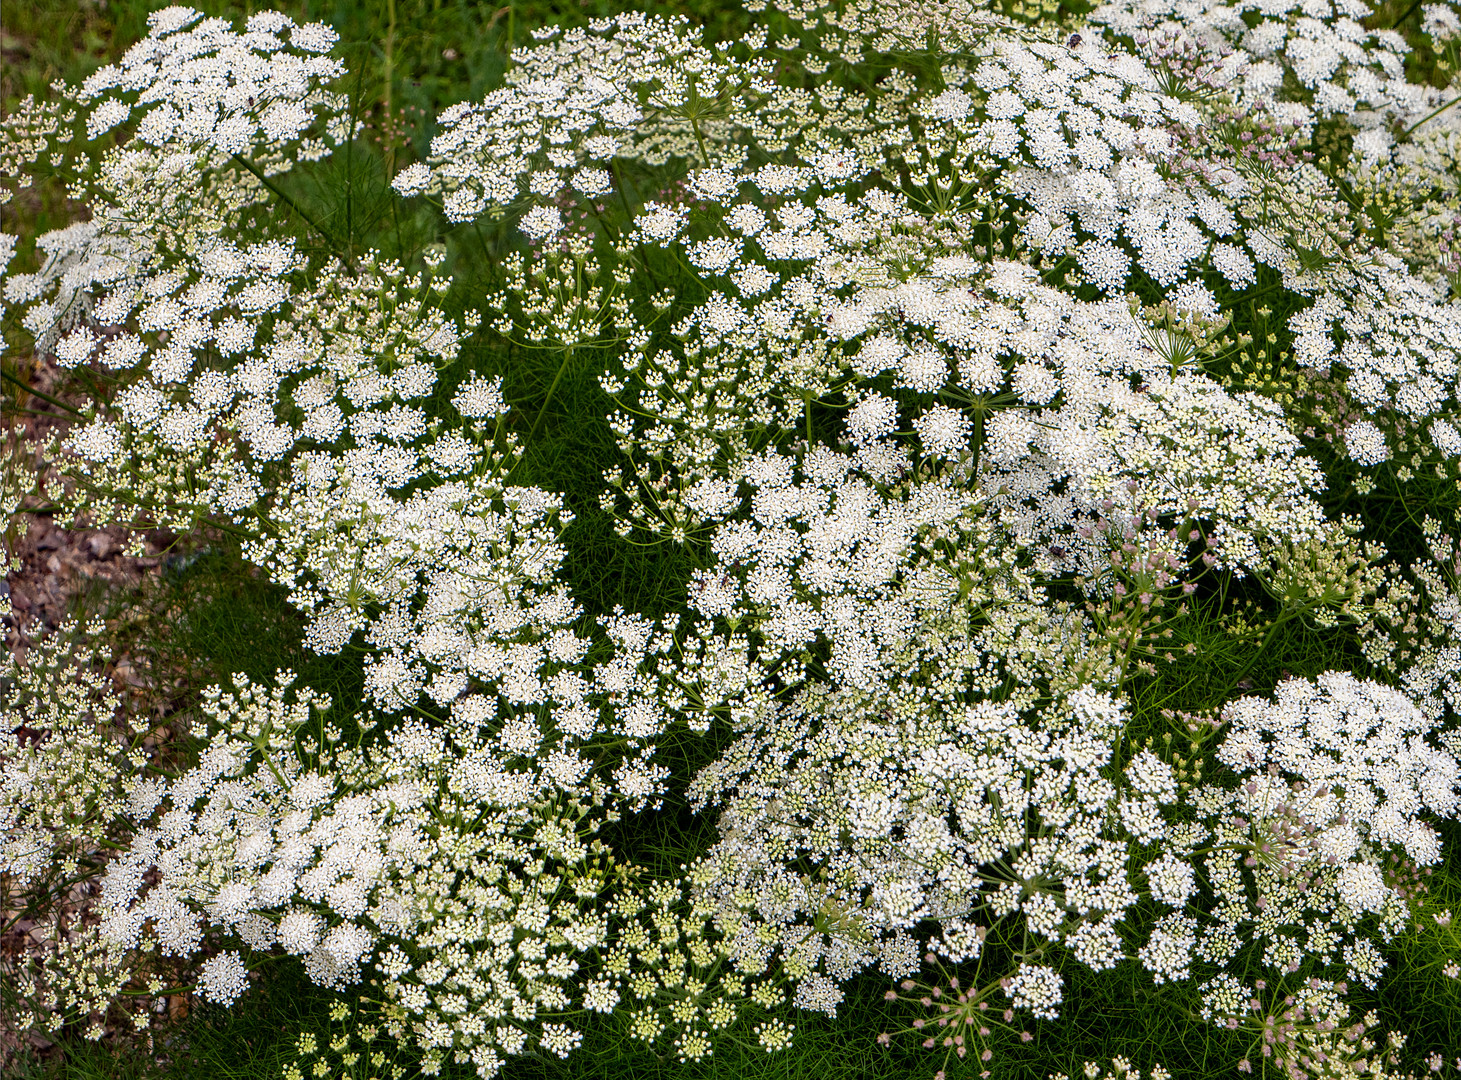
[1092,0,1419,127]
[1170,672,1460,1017]
[34,670,637,1076]
[77,8,342,149]
[1195,975,1385,1080]
[4,0,1461,1075]
[1081,0,1461,469]
[1,619,134,894]
[2,8,347,359]
[682,679,1156,1012]
[609,431,1167,1017]
[922,35,1220,296]
[631,284,1317,587]
[1363,518,1461,727]
[758,0,1461,474]
[41,248,471,525]
[395,12,870,225]
[1286,262,1461,470]
[606,185,1325,579]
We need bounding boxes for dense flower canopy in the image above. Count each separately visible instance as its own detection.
[3,1,1461,1078]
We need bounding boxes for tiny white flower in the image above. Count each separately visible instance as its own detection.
[393,162,433,197]
[199,951,250,1006]
[519,205,564,242]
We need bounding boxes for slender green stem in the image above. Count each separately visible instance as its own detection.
[1,367,84,416]
[609,159,640,223]
[118,981,206,998]
[384,0,398,176]
[1389,0,1425,28]
[690,115,712,170]
[970,399,985,475]
[230,154,356,271]
[345,49,368,252]
[1397,93,1461,142]
[526,345,576,447]
[1216,609,1295,703]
